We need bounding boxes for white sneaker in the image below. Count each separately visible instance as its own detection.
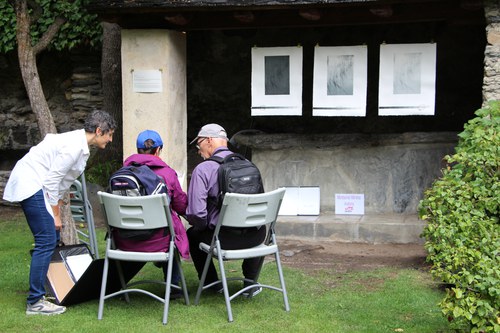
[26,297,66,316]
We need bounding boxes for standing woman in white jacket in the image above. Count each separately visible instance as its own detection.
[3,110,116,316]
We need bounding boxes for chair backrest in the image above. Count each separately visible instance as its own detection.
[217,188,286,229]
[98,192,174,236]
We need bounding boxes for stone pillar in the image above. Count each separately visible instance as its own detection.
[483,0,500,103]
[121,30,187,189]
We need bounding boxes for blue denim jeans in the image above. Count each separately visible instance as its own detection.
[21,189,60,305]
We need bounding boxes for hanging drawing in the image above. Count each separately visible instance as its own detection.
[313,45,368,117]
[378,43,437,116]
[251,46,303,116]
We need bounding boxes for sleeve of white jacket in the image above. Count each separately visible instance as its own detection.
[42,145,79,206]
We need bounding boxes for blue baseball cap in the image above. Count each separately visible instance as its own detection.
[136,130,163,149]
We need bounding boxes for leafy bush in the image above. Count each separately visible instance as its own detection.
[0,0,102,53]
[85,155,122,188]
[419,101,500,332]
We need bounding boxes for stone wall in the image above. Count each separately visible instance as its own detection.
[483,0,500,103]
[0,50,102,204]
[236,132,457,214]
[0,50,102,153]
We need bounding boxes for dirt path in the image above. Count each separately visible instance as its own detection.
[278,239,429,273]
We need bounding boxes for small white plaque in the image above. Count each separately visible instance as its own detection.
[335,193,365,215]
[133,70,163,93]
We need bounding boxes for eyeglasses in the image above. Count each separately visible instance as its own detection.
[195,138,207,150]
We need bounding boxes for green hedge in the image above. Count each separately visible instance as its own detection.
[419,101,500,332]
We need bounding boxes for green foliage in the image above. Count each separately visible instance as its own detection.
[0,2,16,52]
[419,101,500,332]
[85,157,122,188]
[0,0,102,53]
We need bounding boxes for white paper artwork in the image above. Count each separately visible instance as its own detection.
[133,70,163,93]
[278,186,320,216]
[313,45,368,117]
[251,46,303,116]
[378,43,436,116]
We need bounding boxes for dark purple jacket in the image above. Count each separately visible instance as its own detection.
[112,153,189,258]
[186,147,232,230]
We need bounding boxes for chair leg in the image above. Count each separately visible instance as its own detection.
[194,249,215,305]
[115,260,130,303]
[175,253,190,305]
[97,255,110,320]
[162,243,175,325]
[274,249,290,312]
[216,250,233,322]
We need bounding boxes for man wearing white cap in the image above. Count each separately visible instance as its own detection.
[186,123,265,297]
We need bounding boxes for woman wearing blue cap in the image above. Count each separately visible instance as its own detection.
[113,129,189,298]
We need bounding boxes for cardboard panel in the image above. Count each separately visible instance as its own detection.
[45,244,144,306]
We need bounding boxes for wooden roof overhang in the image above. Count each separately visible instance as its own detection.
[87,0,485,31]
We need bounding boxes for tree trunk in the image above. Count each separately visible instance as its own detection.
[101,22,123,162]
[14,0,78,244]
[14,0,56,137]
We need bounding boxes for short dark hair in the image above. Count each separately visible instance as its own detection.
[84,110,117,134]
[137,139,162,155]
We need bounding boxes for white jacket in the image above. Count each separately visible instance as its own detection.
[3,129,89,214]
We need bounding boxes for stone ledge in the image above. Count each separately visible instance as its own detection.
[234,131,458,150]
[276,213,426,244]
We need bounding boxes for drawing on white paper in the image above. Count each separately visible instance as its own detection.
[378,43,436,116]
[251,46,303,116]
[313,45,367,117]
[393,52,421,94]
[265,55,290,95]
[327,55,354,95]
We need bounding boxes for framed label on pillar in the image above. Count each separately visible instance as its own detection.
[132,69,163,93]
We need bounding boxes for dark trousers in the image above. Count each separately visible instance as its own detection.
[187,226,266,284]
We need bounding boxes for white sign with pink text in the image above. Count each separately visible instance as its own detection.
[335,194,365,215]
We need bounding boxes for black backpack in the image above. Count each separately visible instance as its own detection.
[108,164,169,240]
[109,164,168,198]
[208,150,264,207]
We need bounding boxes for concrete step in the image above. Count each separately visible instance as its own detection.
[276,213,426,244]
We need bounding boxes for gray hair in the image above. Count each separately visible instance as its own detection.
[83,110,117,134]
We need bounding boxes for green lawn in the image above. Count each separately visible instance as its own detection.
[0,212,452,333]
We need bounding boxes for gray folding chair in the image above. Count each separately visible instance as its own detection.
[97,192,189,325]
[70,173,99,258]
[194,187,289,322]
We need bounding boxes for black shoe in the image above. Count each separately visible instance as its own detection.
[206,282,223,293]
[169,287,183,300]
[242,281,262,298]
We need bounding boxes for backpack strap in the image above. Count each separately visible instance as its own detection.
[204,149,238,209]
[207,148,230,162]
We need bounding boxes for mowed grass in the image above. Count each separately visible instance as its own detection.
[0,211,453,333]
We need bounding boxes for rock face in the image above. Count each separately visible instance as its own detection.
[236,132,457,214]
[0,51,102,153]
